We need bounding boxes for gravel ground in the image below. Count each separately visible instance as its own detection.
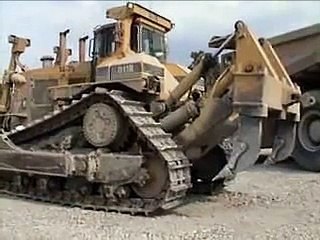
[1,161,320,240]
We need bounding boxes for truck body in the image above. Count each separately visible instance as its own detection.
[270,23,320,171]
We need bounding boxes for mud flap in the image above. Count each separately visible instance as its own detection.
[265,120,297,165]
[213,116,262,181]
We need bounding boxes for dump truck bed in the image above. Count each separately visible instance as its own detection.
[269,23,320,91]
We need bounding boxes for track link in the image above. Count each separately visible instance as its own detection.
[0,89,192,215]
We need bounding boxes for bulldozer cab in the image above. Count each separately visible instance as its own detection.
[92,21,168,62]
[86,2,182,101]
[91,2,172,63]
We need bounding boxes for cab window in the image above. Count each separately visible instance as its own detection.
[141,26,167,62]
[94,25,115,58]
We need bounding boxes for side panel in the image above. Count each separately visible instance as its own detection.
[31,78,58,120]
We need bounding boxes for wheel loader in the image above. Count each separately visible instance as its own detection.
[0,2,300,215]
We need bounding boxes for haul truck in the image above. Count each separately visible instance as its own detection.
[269,23,320,171]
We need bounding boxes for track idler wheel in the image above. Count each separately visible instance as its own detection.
[131,156,168,199]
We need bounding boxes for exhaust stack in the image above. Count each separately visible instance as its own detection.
[40,55,54,69]
[54,29,72,69]
[79,35,89,63]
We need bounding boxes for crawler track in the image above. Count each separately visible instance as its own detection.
[0,89,192,215]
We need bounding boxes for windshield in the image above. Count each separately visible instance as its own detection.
[94,25,115,58]
[93,23,167,62]
[141,26,167,62]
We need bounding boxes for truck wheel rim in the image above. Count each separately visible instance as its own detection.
[298,110,320,152]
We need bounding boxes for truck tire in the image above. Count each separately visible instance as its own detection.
[293,91,320,171]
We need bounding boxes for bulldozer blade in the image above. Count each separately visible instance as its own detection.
[264,120,297,165]
[213,116,262,181]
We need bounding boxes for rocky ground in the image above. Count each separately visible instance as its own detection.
[1,161,320,240]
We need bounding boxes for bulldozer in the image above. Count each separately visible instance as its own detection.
[0,2,300,215]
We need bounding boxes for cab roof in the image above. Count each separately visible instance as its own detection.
[106,2,174,32]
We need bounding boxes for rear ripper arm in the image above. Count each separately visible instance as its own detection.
[160,21,301,179]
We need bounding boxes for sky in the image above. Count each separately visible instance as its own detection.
[0,1,319,73]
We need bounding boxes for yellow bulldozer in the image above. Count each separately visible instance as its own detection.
[0,2,300,215]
